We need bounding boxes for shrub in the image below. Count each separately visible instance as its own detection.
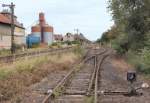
[73,45,85,57]
[31,43,40,48]
[72,40,80,45]
[112,39,127,55]
[126,48,150,75]
[0,49,11,56]
[50,42,62,48]
[138,48,150,74]
[51,42,58,46]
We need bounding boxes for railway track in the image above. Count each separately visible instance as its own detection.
[21,46,148,103]
[0,47,73,63]
[94,53,109,103]
[42,48,109,103]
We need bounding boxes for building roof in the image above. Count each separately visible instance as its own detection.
[0,14,10,24]
[54,34,63,40]
[0,12,25,29]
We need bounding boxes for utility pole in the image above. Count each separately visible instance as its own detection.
[10,2,15,54]
[74,28,79,35]
[2,2,15,54]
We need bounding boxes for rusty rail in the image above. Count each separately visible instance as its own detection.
[86,49,107,96]
[94,54,109,103]
[42,48,108,103]
[42,50,92,103]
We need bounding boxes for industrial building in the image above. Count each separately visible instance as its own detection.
[53,34,63,42]
[63,33,75,42]
[63,32,89,43]
[27,13,54,47]
[0,10,25,49]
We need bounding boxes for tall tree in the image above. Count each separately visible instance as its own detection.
[108,0,150,50]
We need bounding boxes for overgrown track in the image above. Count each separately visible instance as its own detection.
[94,54,109,103]
[42,48,108,103]
[0,47,73,63]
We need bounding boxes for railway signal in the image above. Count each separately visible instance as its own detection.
[127,71,137,83]
[100,71,149,97]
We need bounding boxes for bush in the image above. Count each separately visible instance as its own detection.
[51,42,58,46]
[73,45,85,57]
[72,40,80,45]
[0,49,11,56]
[31,43,39,48]
[62,40,80,45]
[50,42,62,48]
[112,39,127,55]
[138,48,150,74]
[65,41,72,45]
[113,44,126,55]
[126,48,150,75]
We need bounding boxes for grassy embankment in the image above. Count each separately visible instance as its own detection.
[0,46,85,102]
[125,49,150,77]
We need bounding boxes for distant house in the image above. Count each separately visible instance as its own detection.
[63,33,75,42]
[0,10,25,49]
[54,34,63,42]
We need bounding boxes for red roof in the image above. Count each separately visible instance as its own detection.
[0,14,10,24]
[0,13,24,29]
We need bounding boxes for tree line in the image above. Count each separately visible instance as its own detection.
[97,0,150,74]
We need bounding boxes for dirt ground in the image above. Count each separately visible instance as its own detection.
[98,54,150,103]
[20,70,70,103]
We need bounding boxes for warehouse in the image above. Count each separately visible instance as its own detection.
[0,10,25,49]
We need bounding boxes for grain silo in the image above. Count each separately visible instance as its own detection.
[43,25,53,45]
[26,34,40,48]
[30,12,54,46]
[31,25,41,41]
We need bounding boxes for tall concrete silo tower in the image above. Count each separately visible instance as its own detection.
[43,25,54,45]
[39,12,54,45]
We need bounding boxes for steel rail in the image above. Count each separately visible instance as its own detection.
[86,56,97,96]
[42,68,75,103]
[41,48,108,103]
[41,51,93,103]
[86,49,107,96]
[94,54,109,103]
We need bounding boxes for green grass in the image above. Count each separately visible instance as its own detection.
[0,56,47,80]
[73,45,85,57]
[0,52,78,80]
[84,96,94,103]
[0,52,79,101]
[0,49,11,56]
[126,49,150,76]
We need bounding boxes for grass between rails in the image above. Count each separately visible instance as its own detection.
[0,52,80,102]
[84,96,94,103]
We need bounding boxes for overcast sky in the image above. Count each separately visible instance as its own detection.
[0,0,113,41]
